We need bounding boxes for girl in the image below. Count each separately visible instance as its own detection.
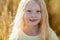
[8,0,58,40]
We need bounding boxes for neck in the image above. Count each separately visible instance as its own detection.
[22,25,40,36]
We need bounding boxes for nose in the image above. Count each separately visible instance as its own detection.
[31,12,36,18]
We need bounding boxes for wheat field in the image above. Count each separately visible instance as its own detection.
[0,0,60,40]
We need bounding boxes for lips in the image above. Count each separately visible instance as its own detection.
[29,19,37,22]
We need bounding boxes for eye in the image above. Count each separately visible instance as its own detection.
[36,10,41,13]
[26,10,31,12]
[36,10,42,13]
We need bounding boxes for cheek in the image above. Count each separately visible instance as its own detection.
[23,13,29,20]
[37,13,41,19]
[40,14,41,19]
[37,14,42,22]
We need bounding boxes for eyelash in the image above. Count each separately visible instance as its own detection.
[36,11,41,13]
[27,10,31,12]
[26,10,41,13]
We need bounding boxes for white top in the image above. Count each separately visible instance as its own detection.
[18,27,58,40]
[19,29,41,40]
[8,27,58,40]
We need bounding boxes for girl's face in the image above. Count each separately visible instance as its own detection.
[23,1,42,26]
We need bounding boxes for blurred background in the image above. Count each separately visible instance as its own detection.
[0,0,60,40]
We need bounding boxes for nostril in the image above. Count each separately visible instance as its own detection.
[31,15,36,18]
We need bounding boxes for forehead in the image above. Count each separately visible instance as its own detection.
[24,0,41,10]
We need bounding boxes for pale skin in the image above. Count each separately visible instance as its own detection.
[22,0,42,36]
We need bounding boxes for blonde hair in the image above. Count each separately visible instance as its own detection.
[8,0,51,40]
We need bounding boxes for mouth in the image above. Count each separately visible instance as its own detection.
[29,19,38,22]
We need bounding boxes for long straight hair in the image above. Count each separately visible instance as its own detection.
[8,0,51,40]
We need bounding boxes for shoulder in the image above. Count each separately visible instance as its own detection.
[48,27,59,40]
